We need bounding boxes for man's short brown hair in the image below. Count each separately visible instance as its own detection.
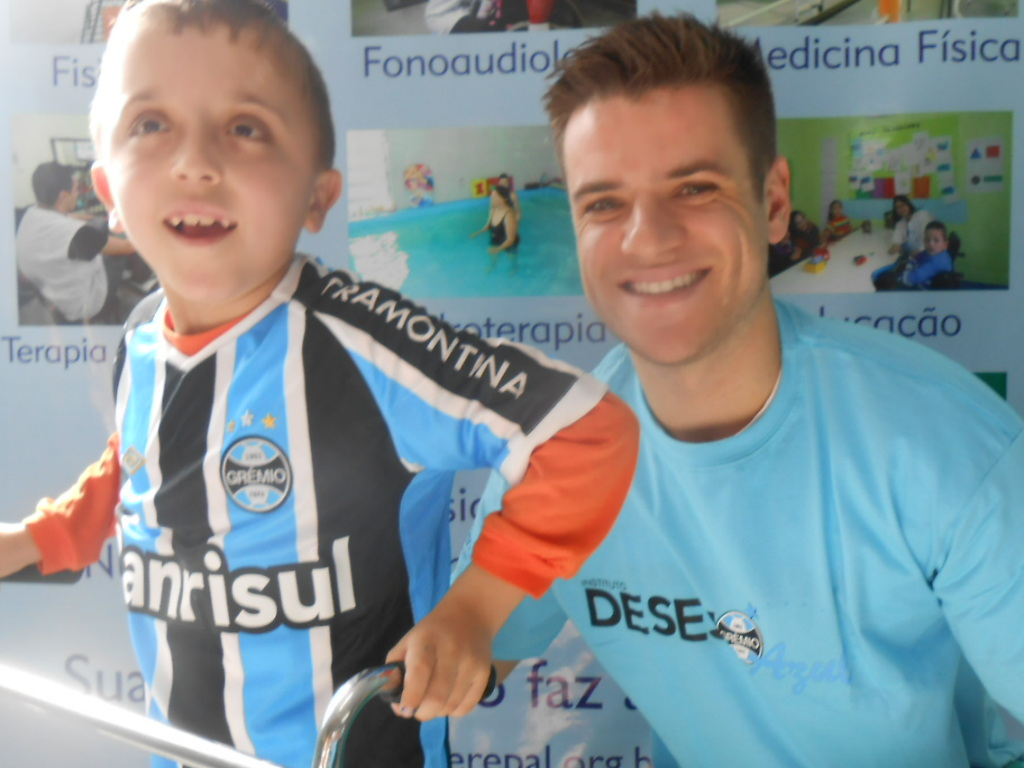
[545,13,776,187]
[92,0,335,169]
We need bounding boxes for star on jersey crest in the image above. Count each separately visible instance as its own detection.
[262,413,277,429]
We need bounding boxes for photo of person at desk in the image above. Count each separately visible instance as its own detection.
[16,161,142,325]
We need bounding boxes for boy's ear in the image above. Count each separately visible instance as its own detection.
[305,169,342,233]
[91,163,126,234]
[91,163,114,208]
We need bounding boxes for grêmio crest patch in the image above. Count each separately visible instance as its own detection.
[221,436,293,513]
[714,610,765,664]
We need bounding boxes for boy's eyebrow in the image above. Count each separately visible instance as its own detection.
[118,89,292,121]
[571,162,729,202]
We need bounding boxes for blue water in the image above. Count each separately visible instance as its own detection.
[348,187,583,298]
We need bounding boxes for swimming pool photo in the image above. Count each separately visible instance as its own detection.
[348,187,583,299]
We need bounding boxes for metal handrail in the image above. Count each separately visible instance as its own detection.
[313,663,405,768]
[0,660,404,768]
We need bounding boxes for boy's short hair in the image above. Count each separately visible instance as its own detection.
[544,13,776,188]
[32,162,75,207]
[925,220,948,237]
[91,0,335,169]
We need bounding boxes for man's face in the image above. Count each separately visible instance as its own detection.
[92,20,339,331]
[562,85,790,371]
[924,228,948,255]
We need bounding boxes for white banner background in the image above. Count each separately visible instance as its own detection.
[1,0,1022,764]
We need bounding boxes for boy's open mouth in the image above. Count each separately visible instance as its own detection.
[166,214,237,239]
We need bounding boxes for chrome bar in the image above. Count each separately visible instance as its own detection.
[0,659,404,768]
[313,663,405,768]
[0,661,283,768]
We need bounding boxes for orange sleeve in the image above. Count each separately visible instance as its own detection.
[24,433,121,574]
[472,391,639,598]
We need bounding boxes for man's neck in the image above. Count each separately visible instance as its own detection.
[633,302,783,444]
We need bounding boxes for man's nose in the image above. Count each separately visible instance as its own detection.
[622,198,685,260]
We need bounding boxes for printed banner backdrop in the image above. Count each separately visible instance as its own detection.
[1,0,1022,765]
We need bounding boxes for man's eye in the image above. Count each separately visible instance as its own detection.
[584,198,622,214]
[679,183,716,197]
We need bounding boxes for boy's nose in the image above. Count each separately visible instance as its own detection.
[172,134,222,184]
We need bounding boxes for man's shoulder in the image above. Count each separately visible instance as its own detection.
[592,344,637,392]
[16,205,84,240]
[779,300,1020,432]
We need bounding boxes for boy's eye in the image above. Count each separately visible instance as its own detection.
[130,116,167,136]
[229,120,266,140]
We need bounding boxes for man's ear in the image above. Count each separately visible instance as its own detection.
[305,169,342,234]
[764,156,792,245]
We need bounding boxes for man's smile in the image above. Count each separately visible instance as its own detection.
[626,269,708,295]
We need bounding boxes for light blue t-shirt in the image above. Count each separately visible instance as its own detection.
[467,301,1024,768]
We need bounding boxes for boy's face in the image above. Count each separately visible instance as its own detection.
[92,19,340,332]
[924,228,948,255]
[562,85,790,371]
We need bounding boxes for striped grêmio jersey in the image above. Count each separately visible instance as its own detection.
[112,256,608,768]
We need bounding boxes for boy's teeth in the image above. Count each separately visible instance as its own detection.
[167,215,235,230]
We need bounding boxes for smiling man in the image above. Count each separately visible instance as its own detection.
[464,13,1024,768]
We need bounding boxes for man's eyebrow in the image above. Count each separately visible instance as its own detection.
[666,161,730,179]
[571,181,620,202]
[571,161,732,202]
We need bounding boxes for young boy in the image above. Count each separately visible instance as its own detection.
[873,219,955,290]
[900,219,955,287]
[0,2,639,767]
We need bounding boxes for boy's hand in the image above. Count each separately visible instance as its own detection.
[0,523,43,580]
[385,563,525,721]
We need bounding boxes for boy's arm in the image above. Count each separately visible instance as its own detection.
[4,433,121,577]
[387,391,639,719]
[387,563,525,720]
[471,392,638,597]
[0,523,43,579]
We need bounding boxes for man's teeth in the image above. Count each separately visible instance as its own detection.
[631,273,699,295]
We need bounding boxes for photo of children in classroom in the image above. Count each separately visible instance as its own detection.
[352,0,636,37]
[346,125,582,298]
[769,110,1011,294]
[11,114,158,325]
[717,0,1015,28]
